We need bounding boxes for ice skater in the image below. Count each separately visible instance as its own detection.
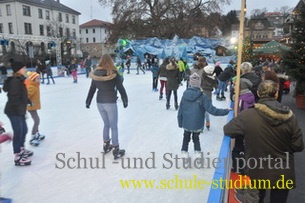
[86,54,128,159]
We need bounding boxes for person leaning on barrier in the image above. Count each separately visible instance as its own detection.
[224,80,304,203]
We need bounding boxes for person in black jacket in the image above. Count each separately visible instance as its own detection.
[86,54,128,160]
[215,60,235,101]
[3,60,32,166]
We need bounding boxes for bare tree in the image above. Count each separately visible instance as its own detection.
[98,0,231,42]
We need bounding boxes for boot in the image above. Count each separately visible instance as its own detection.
[29,137,40,146]
[216,95,222,101]
[166,102,170,110]
[113,145,125,160]
[159,94,163,100]
[103,140,113,153]
[194,151,203,168]
[181,151,189,167]
[34,132,45,141]
[221,95,226,100]
[175,103,179,110]
[20,147,34,157]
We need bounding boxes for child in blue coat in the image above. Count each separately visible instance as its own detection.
[178,73,231,159]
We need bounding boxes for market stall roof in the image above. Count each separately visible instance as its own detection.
[253,40,290,55]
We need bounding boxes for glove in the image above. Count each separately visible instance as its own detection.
[86,104,90,109]
[122,98,128,108]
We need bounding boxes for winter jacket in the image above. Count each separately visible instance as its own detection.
[151,64,159,78]
[166,63,180,91]
[217,64,234,82]
[86,67,128,106]
[46,65,53,76]
[3,75,29,116]
[26,79,41,111]
[238,92,255,112]
[157,61,168,80]
[224,98,304,188]
[213,65,223,77]
[241,72,262,102]
[201,70,218,98]
[178,60,185,72]
[178,87,229,131]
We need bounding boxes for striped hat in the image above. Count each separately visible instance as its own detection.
[27,72,40,81]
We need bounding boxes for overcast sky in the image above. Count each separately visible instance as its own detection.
[60,0,300,24]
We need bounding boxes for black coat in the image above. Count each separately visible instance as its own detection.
[86,68,128,106]
[224,98,304,188]
[166,63,180,91]
[3,75,29,116]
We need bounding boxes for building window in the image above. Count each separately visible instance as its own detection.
[86,38,89,43]
[46,10,50,20]
[66,28,70,37]
[86,29,88,34]
[65,14,69,23]
[0,24,3,33]
[59,27,63,37]
[38,9,43,18]
[23,5,31,16]
[47,26,51,36]
[8,22,13,34]
[73,29,76,38]
[93,37,96,43]
[24,23,32,35]
[58,12,62,22]
[6,5,11,16]
[93,28,95,33]
[39,25,44,35]
[72,15,76,24]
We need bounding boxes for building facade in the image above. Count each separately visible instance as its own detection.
[0,0,81,65]
[79,19,114,59]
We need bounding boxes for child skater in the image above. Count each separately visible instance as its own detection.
[178,73,231,162]
[25,72,45,146]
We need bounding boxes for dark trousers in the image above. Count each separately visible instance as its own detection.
[86,67,91,78]
[152,77,158,90]
[47,75,55,84]
[8,115,28,153]
[166,90,178,104]
[181,131,201,152]
[259,189,289,203]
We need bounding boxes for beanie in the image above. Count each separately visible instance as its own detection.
[189,72,201,88]
[27,71,40,81]
[10,59,26,73]
[241,62,253,73]
[203,65,215,75]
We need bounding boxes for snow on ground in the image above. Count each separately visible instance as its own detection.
[0,70,231,203]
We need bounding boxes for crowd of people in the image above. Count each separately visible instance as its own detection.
[0,53,304,203]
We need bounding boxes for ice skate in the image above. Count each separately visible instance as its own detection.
[221,95,226,100]
[216,95,222,101]
[206,121,210,130]
[194,151,203,168]
[34,132,46,141]
[103,140,113,154]
[166,102,170,110]
[159,94,163,100]
[113,145,125,160]
[29,137,40,146]
[175,103,179,110]
[20,147,34,157]
[14,153,31,166]
[181,151,190,167]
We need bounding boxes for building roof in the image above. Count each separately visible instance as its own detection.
[80,19,112,28]
[0,0,81,15]
[293,0,305,13]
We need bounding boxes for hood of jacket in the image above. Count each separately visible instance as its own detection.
[3,75,26,92]
[255,98,293,126]
[183,87,203,102]
[166,63,178,70]
[89,66,117,81]
[239,92,255,105]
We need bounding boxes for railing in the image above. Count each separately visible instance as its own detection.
[207,110,234,203]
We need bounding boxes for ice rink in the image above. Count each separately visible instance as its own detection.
[0,70,231,203]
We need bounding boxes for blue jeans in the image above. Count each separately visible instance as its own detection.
[216,79,227,96]
[97,103,119,146]
[8,115,28,153]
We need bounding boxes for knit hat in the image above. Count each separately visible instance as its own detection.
[189,72,201,88]
[27,71,40,81]
[240,78,253,93]
[10,59,26,73]
[241,62,253,72]
[203,65,215,75]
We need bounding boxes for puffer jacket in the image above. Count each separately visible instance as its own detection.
[178,87,229,131]
[26,79,41,111]
[166,63,180,90]
[3,75,29,116]
[86,67,128,106]
[224,98,304,188]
